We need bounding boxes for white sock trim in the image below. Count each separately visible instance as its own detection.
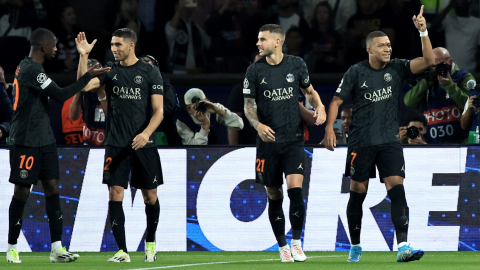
[398,242,408,248]
[51,241,62,251]
[7,244,18,251]
[351,244,361,247]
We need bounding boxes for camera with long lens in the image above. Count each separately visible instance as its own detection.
[435,62,451,78]
[406,126,420,139]
[192,97,208,113]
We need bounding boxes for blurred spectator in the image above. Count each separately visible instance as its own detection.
[0,0,39,72]
[69,59,106,145]
[433,0,480,73]
[266,0,310,51]
[319,103,352,145]
[140,55,182,145]
[303,0,357,34]
[176,88,243,145]
[285,26,305,57]
[0,66,13,144]
[399,110,428,144]
[461,86,480,143]
[114,0,146,55]
[345,0,395,67]
[227,53,262,145]
[165,0,211,74]
[404,47,473,144]
[204,0,256,72]
[44,5,81,72]
[304,1,343,72]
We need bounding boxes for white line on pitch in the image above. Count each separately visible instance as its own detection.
[124,255,344,270]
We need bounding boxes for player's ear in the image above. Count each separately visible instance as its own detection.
[366,46,371,55]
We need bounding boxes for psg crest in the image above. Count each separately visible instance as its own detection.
[134,76,143,84]
[384,73,392,82]
[286,73,294,83]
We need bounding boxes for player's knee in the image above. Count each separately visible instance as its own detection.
[267,186,283,200]
[287,187,303,204]
[41,179,60,197]
[109,186,124,201]
[13,184,31,202]
[350,180,368,193]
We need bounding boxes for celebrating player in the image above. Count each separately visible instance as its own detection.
[324,6,434,263]
[6,28,109,263]
[76,29,164,263]
[243,24,327,262]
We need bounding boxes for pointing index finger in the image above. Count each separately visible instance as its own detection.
[418,5,424,17]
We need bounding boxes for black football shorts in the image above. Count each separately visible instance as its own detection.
[9,143,59,185]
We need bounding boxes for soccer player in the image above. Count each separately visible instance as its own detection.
[243,24,327,262]
[323,6,434,263]
[6,28,109,263]
[75,29,164,263]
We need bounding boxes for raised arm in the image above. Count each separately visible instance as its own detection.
[301,85,326,125]
[76,32,102,91]
[409,5,435,75]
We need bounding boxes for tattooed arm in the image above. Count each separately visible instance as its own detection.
[244,97,275,142]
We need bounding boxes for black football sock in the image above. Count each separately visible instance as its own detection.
[45,194,63,243]
[268,197,287,247]
[109,201,127,252]
[347,191,367,245]
[8,197,26,245]
[145,198,160,242]
[287,188,305,240]
[388,184,409,244]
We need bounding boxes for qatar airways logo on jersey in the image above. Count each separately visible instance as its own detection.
[112,86,142,100]
[264,87,294,101]
[364,86,392,103]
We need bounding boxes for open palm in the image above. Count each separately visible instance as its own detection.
[75,32,97,56]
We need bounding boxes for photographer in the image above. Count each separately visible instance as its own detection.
[460,85,480,142]
[176,88,244,145]
[399,111,428,145]
[404,47,473,144]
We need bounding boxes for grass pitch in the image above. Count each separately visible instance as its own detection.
[0,251,478,270]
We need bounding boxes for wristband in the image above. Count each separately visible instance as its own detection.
[419,29,428,37]
[98,95,107,101]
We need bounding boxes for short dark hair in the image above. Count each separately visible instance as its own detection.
[403,110,427,127]
[140,55,158,66]
[259,24,285,37]
[30,28,56,47]
[341,104,353,111]
[366,31,387,47]
[112,28,137,43]
[87,59,102,68]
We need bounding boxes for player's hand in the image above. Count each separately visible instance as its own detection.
[132,132,149,150]
[86,63,111,78]
[413,5,427,32]
[313,105,327,125]
[0,129,3,140]
[399,126,408,143]
[257,123,275,142]
[324,127,336,151]
[437,74,451,85]
[0,66,7,88]
[75,32,97,56]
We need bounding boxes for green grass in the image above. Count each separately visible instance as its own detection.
[0,251,478,269]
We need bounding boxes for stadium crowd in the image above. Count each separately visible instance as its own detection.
[0,0,479,146]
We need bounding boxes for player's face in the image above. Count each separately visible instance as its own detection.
[341,108,352,132]
[111,36,133,61]
[369,36,392,63]
[256,31,280,57]
[44,38,58,60]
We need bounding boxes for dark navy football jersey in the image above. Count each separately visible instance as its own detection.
[99,60,163,148]
[335,59,413,148]
[243,55,311,143]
